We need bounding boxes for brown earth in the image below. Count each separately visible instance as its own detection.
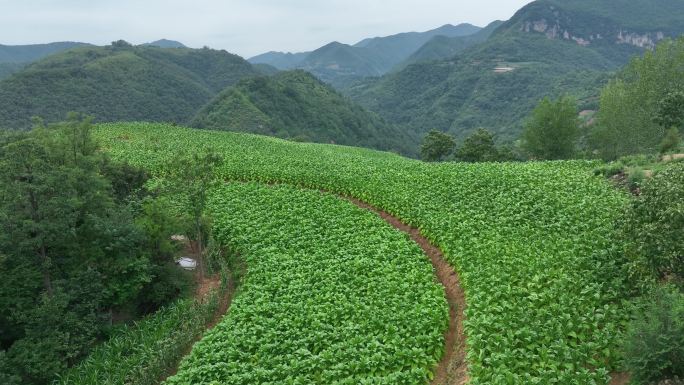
[609,372,631,385]
[347,198,468,385]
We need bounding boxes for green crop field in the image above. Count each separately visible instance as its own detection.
[97,122,630,384]
[165,183,448,384]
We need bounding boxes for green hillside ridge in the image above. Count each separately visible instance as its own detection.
[0,41,91,80]
[192,70,417,156]
[0,43,260,129]
[248,24,482,86]
[141,39,187,48]
[397,20,505,69]
[348,0,684,142]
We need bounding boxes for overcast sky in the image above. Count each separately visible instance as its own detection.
[0,0,532,58]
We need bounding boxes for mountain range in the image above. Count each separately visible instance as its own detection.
[248,23,482,87]
[346,0,684,141]
[1,0,684,156]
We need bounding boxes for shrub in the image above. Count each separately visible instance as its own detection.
[622,162,684,286]
[622,285,684,384]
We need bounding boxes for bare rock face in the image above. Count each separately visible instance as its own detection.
[518,3,668,50]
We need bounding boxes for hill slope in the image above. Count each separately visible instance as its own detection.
[141,39,187,48]
[0,41,91,80]
[248,24,482,86]
[398,21,504,69]
[191,70,416,155]
[0,44,260,128]
[349,0,684,141]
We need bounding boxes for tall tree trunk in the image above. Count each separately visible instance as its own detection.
[40,244,54,297]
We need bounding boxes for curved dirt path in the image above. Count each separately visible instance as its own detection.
[347,198,468,385]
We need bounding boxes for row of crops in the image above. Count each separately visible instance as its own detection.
[58,290,221,385]
[165,183,448,384]
[98,123,630,384]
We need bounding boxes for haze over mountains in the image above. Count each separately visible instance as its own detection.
[1,0,683,156]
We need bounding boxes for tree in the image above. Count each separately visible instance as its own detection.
[522,96,580,160]
[421,130,456,162]
[457,128,500,162]
[0,115,152,383]
[169,151,222,280]
[591,38,684,160]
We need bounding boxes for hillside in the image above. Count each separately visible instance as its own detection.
[348,0,684,141]
[248,23,482,86]
[0,43,260,128]
[397,20,504,69]
[0,41,91,79]
[192,70,416,155]
[141,39,187,48]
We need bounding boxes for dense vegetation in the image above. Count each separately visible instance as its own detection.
[249,24,482,87]
[0,42,260,129]
[166,183,447,384]
[192,70,417,155]
[58,291,221,385]
[98,122,629,384]
[348,0,684,142]
[0,117,202,384]
[396,21,504,70]
[591,37,684,160]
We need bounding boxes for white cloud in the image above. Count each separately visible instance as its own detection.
[0,0,532,58]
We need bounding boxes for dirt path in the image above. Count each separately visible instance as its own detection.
[160,271,237,382]
[609,372,631,385]
[347,198,468,385]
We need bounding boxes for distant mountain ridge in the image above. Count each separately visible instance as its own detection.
[0,44,260,128]
[0,41,91,79]
[141,39,187,48]
[348,0,684,142]
[248,23,483,86]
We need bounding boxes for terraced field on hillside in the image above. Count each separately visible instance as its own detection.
[98,123,629,384]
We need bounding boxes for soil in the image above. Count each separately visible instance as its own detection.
[609,372,631,385]
[347,198,468,385]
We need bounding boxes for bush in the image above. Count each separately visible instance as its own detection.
[622,162,684,287]
[622,285,684,384]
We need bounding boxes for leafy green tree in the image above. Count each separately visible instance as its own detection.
[421,129,456,162]
[457,128,500,162]
[522,96,580,160]
[169,151,222,279]
[592,38,684,159]
[0,114,153,383]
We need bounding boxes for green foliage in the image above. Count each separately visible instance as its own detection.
[622,162,684,286]
[58,292,221,385]
[0,117,197,384]
[655,90,684,130]
[523,96,580,159]
[660,127,682,154]
[166,183,447,384]
[98,122,629,384]
[622,285,684,384]
[592,38,684,159]
[0,45,259,129]
[456,128,501,162]
[420,129,456,162]
[192,70,418,156]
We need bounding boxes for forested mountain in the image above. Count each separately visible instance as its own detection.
[0,43,260,128]
[348,0,684,141]
[141,39,187,48]
[192,70,417,156]
[397,21,504,69]
[192,70,416,155]
[248,24,482,86]
[0,42,91,79]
